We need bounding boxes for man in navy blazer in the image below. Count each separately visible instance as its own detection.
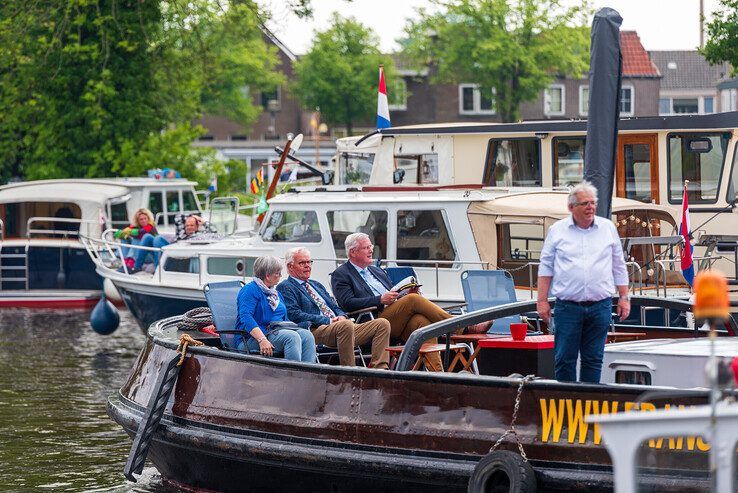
[331,232,486,372]
[277,247,390,368]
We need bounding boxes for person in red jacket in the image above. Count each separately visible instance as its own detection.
[114,208,158,272]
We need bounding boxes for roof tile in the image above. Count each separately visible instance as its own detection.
[621,31,660,77]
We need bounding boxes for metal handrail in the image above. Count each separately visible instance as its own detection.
[654,255,721,296]
[26,216,98,238]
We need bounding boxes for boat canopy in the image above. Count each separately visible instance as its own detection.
[0,181,130,206]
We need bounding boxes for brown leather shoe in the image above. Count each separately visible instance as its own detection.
[466,320,493,334]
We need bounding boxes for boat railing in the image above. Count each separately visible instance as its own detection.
[395,296,724,372]
[653,255,722,296]
[81,233,168,283]
[26,216,99,239]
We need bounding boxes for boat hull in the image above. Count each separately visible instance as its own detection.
[108,324,716,492]
[0,289,101,308]
[116,285,205,331]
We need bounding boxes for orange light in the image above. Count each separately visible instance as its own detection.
[694,270,730,320]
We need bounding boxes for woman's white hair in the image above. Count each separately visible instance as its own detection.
[568,180,599,206]
[253,255,283,280]
[285,247,310,265]
[345,232,370,255]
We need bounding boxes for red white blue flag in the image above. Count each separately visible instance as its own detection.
[680,182,694,286]
[376,64,391,129]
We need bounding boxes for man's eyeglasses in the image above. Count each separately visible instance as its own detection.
[296,260,314,266]
[574,200,597,207]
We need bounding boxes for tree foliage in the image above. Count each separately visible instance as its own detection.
[292,14,395,135]
[0,0,282,186]
[402,0,591,122]
[702,0,738,73]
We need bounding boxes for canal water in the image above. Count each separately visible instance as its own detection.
[0,307,174,492]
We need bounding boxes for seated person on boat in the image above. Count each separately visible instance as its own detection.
[277,247,391,369]
[331,233,490,371]
[235,255,316,362]
[114,207,159,272]
[153,213,218,251]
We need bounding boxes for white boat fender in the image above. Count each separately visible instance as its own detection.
[104,278,123,303]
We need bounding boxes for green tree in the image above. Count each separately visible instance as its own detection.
[0,0,282,186]
[402,0,591,122]
[702,0,738,72]
[292,14,395,135]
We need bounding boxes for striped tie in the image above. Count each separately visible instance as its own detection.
[304,282,334,318]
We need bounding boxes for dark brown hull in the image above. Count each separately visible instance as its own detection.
[109,315,718,492]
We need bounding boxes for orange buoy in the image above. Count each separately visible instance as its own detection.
[693,270,729,321]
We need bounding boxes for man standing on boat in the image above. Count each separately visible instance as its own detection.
[278,247,392,369]
[537,181,630,383]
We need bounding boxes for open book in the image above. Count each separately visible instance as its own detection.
[391,276,422,298]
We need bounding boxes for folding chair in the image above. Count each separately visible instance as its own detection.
[203,280,283,357]
[384,266,417,286]
[460,270,541,335]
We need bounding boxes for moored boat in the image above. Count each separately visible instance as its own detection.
[108,297,735,492]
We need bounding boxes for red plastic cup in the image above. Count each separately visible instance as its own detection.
[510,322,527,341]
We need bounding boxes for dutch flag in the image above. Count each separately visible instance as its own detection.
[680,181,694,286]
[376,64,391,129]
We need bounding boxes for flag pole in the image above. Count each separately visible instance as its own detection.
[257,135,294,224]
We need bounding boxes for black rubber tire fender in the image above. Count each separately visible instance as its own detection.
[467,450,537,493]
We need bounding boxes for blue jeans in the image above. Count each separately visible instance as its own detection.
[241,328,316,362]
[133,234,155,269]
[553,298,611,383]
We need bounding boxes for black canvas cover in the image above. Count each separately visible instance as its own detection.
[583,7,623,218]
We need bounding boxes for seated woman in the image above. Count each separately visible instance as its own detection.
[235,255,316,362]
[114,208,158,272]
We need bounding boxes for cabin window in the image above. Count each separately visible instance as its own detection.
[182,191,199,214]
[340,152,374,184]
[163,257,199,274]
[667,133,728,204]
[500,223,544,261]
[148,192,164,224]
[109,202,129,228]
[262,210,321,243]
[327,210,388,258]
[166,191,181,223]
[485,139,541,187]
[553,137,586,186]
[615,370,651,385]
[207,257,253,277]
[729,142,738,203]
[3,202,83,238]
[395,154,439,184]
[396,210,456,266]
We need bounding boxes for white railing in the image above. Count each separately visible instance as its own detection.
[26,216,99,239]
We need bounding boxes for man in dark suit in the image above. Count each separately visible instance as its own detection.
[331,232,490,371]
[277,247,391,368]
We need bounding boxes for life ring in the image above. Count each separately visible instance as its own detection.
[467,451,536,493]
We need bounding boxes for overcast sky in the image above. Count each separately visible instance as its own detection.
[259,0,724,55]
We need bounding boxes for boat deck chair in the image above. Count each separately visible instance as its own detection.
[460,270,541,335]
[384,266,417,286]
[203,280,283,357]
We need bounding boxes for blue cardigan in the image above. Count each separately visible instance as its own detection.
[235,281,289,347]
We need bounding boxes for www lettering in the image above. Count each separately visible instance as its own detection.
[539,399,710,451]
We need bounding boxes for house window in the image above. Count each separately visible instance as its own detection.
[458,84,495,115]
[484,138,541,186]
[544,85,565,116]
[579,86,589,116]
[659,99,671,115]
[620,86,634,116]
[673,98,699,114]
[704,97,715,114]
[260,87,281,111]
[388,79,408,111]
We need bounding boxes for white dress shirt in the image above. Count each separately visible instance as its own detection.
[538,215,628,302]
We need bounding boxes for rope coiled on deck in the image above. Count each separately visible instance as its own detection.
[177,307,213,331]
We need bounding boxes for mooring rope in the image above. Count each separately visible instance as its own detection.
[177,307,213,331]
[176,334,204,366]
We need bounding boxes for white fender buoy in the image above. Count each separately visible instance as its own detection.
[104,278,123,303]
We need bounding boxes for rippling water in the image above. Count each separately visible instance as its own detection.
[0,308,175,492]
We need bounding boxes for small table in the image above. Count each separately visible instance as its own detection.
[606,331,647,343]
[450,333,510,373]
[476,335,555,377]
